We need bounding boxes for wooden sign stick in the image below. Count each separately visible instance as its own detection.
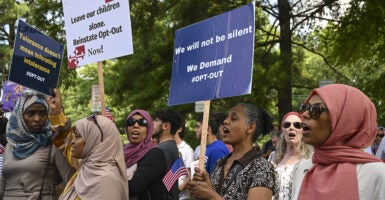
[198,100,211,170]
[97,61,106,116]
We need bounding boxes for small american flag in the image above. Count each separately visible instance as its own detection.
[105,107,114,122]
[162,157,189,191]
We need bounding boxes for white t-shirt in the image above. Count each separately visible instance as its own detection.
[291,159,385,200]
[375,137,385,159]
[178,141,194,200]
[194,145,200,160]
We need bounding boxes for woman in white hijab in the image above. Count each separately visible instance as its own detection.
[48,89,128,200]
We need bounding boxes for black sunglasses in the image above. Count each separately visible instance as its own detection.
[377,134,384,138]
[299,103,328,120]
[282,121,302,129]
[126,118,148,127]
[87,114,104,142]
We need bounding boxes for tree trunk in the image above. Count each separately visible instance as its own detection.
[277,0,292,120]
[9,21,15,48]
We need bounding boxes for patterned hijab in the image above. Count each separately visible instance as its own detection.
[60,115,128,200]
[123,109,154,168]
[6,92,52,158]
[298,84,381,200]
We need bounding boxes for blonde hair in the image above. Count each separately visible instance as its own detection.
[273,136,313,165]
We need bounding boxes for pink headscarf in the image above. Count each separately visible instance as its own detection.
[281,111,303,127]
[298,84,381,200]
[124,109,155,168]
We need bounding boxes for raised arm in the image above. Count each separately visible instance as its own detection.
[47,88,64,116]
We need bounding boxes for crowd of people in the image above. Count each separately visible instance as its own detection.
[0,83,384,199]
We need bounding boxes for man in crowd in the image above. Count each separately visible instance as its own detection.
[174,115,194,200]
[194,113,229,174]
[153,109,181,200]
[365,126,384,155]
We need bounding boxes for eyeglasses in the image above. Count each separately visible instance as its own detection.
[282,121,302,129]
[299,103,328,120]
[126,118,148,127]
[377,134,384,138]
[87,114,104,142]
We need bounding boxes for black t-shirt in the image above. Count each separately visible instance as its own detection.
[0,117,8,146]
[157,140,180,200]
[129,148,168,200]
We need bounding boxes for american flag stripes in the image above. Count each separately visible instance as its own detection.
[162,157,189,191]
[104,107,114,122]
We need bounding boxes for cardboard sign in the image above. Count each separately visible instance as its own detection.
[9,20,63,96]
[62,0,134,68]
[168,3,255,106]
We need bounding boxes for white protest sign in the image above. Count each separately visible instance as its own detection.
[91,84,101,112]
[62,0,133,69]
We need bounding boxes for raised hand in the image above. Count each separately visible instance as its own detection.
[47,88,63,116]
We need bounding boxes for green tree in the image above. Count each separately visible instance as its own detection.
[311,0,385,123]
[0,0,28,76]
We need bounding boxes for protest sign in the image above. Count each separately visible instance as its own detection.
[9,20,63,96]
[91,84,102,112]
[62,0,133,69]
[1,81,27,112]
[168,3,255,105]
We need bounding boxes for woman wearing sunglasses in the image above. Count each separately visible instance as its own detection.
[291,84,385,200]
[268,112,312,200]
[0,91,74,199]
[124,109,170,200]
[47,89,128,200]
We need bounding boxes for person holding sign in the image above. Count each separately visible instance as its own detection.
[188,103,276,199]
[47,89,128,200]
[0,91,74,199]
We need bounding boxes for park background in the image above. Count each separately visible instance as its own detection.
[1,0,384,147]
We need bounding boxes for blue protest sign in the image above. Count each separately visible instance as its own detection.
[9,19,63,96]
[1,81,27,112]
[168,3,255,106]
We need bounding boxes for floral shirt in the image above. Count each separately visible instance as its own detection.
[211,148,276,199]
[275,164,295,200]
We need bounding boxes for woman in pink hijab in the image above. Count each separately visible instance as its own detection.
[291,84,385,200]
[124,109,169,200]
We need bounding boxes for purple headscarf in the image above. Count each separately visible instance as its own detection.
[123,109,154,168]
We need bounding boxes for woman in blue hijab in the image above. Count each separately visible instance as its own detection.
[0,91,74,200]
